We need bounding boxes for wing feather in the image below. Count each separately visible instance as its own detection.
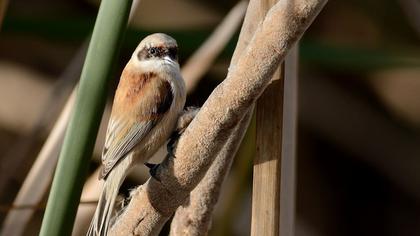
[99,71,173,179]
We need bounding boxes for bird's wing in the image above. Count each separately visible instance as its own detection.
[99,72,173,179]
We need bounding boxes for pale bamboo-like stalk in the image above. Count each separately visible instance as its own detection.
[251,28,298,236]
[279,45,298,236]
[252,67,283,236]
[251,0,283,235]
[109,1,327,235]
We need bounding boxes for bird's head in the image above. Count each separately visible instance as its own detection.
[132,33,179,70]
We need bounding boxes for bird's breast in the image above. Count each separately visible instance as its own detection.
[113,67,175,119]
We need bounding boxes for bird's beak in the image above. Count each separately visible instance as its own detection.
[164,55,173,62]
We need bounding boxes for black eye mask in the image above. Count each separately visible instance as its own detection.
[137,46,178,61]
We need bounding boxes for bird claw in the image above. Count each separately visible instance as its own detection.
[166,132,180,158]
[144,162,161,182]
[166,107,199,159]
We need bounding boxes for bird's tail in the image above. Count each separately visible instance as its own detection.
[87,167,126,236]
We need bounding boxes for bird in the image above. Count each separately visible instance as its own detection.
[87,33,186,236]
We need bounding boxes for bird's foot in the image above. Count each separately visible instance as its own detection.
[166,132,180,159]
[144,162,161,182]
[166,107,200,159]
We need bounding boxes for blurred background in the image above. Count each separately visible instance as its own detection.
[1,0,420,235]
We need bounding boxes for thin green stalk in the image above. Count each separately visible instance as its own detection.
[39,0,132,235]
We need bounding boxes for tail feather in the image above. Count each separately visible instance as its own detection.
[87,165,127,236]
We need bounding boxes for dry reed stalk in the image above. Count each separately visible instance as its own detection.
[252,67,284,236]
[279,45,298,236]
[251,0,282,234]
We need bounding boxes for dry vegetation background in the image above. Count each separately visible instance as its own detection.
[0,0,420,235]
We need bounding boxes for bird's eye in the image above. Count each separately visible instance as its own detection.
[149,47,158,56]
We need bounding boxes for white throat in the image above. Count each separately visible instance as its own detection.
[131,56,180,74]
